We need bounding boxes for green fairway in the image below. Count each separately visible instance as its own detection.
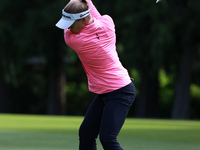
[0,114,199,150]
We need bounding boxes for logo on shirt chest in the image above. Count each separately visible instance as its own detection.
[96,34,100,40]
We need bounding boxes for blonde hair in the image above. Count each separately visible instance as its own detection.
[64,0,89,14]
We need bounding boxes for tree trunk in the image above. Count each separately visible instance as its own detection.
[0,70,10,112]
[47,48,66,115]
[135,77,148,117]
[172,46,192,119]
[56,52,66,115]
[135,72,159,118]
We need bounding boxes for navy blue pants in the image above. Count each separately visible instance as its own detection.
[79,81,136,150]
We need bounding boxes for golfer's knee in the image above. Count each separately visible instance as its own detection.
[99,134,116,147]
[79,124,97,140]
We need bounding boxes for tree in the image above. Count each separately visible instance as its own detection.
[0,0,68,114]
[171,0,200,119]
[1,0,200,118]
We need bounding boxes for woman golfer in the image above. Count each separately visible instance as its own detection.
[56,0,136,149]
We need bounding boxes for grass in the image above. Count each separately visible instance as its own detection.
[0,114,200,150]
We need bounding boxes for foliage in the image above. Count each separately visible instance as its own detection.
[0,0,200,118]
[66,81,95,115]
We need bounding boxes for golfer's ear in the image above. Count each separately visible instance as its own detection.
[83,17,87,22]
[83,17,87,24]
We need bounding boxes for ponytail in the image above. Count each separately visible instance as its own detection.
[81,0,87,3]
[64,0,89,14]
[80,0,89,8]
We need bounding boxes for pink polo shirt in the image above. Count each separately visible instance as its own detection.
[64,0,131,94]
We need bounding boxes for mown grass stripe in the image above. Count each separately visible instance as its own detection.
[0,114,200,150]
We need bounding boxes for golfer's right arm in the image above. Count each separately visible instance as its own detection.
[88,0,101,19]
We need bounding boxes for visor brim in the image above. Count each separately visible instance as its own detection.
[55,18,75,29]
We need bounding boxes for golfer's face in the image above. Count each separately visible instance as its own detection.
[69,19,84,34]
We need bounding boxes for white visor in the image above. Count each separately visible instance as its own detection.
[56,9,91,29]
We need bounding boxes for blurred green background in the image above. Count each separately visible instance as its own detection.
[0,0,200,119]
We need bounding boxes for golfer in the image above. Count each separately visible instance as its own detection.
[56,0,136,149]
